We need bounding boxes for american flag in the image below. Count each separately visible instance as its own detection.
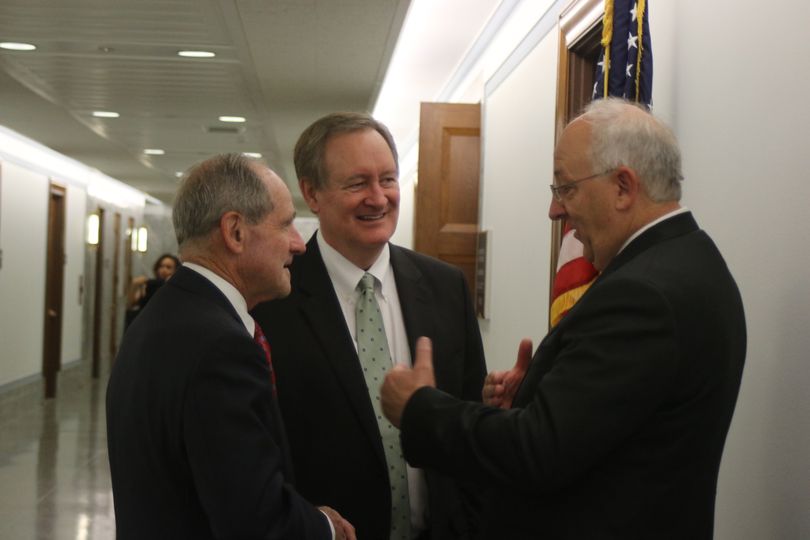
[593,0,653,105]
[550,0,653,327]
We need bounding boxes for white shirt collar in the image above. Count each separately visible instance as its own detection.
[183,262,254,336]
[317,232,391,298]
[618,206,690,255]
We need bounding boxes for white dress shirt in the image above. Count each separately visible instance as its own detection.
[317,233,429,534]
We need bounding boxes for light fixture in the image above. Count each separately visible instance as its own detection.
[175,171,184,178]
[143,148,165,155]
[218,116,246,123]
[86,214,100,245]
[177,50,215,58]
[137,227,148,253]
[243,152,262,158]
[92,111,119,118]
[0,42,36,51]
[130,228,138,251]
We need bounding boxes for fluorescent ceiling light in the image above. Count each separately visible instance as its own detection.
[243,152,262,158]
[0,42,36,51]
[93,111,120,118]
[178,50,215,58]
[219,116,246,123]
[143,148,165,155]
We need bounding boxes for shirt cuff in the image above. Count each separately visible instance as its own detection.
[319,509,336,540]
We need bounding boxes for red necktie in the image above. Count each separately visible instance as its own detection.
[253,321,277,395]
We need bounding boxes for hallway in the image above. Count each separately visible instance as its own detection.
[0,377,115,539]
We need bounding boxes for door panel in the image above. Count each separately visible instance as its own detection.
[414,102,481,298]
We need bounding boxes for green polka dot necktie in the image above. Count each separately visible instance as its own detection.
[355,272,411,540]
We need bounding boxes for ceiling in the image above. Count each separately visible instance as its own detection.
[0,0,411,205]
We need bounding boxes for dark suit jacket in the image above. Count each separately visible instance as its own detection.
[251,235,487,540]
[400,212,747,539]
[106,266,330,540]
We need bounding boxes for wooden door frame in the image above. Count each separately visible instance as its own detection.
[42,182,67,399]
[550,0,604,305]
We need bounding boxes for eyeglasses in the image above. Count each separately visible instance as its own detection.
[549,170,613,202]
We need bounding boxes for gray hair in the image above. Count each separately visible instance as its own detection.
[172,153,274,247]
[293,112,398,190]
[579,98,683,202]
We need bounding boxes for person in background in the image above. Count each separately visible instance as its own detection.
[381,98,747,540]
[252,112,486,540]
[107,153,355,540]
[124,253,180,328]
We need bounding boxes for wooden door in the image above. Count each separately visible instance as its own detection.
[109,212,121,360]
[91,208,105,379]
[414,102,481,298]
[42,183,66,399]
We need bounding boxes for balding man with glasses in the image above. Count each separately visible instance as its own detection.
[381,98,747,539]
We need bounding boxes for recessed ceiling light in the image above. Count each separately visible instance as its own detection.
[243,152,262,159]
[92,111,120,118]
[177,50,215,58]
[218,116,246,123]
[0,42,36,51]
[175,171,184,178]
[143,148,165,155]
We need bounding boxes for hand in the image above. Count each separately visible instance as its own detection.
[481,338,532,409]
[381,337,436,428]
[319,506,356,540]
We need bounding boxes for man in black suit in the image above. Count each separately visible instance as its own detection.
[381,99,747,539]
[106,154,355,540]
[252,113,486,539]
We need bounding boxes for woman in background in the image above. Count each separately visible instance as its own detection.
[124,253,180,328]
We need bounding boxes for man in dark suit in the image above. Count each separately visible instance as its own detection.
[252,113,486,539]
[381,99,747,539]
[106,153,355,540]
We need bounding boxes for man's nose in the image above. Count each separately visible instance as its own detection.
[548,197,566,221]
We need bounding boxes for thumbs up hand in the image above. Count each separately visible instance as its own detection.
[381,337,435,427]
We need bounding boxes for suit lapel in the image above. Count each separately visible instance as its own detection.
[296,238,388,467]
[389,246,431,358]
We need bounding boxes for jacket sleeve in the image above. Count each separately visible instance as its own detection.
[400,276,679,496]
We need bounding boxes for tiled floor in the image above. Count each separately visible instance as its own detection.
[0,378,115,540]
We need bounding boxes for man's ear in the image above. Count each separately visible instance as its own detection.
[219,211,245,254]
[614,166,640,210]
[299,178,320,214]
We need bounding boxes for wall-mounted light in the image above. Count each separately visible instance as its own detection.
[137,226,148,253]
[87,214,100,245]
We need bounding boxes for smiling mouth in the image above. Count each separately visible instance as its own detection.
[357,213,385,221]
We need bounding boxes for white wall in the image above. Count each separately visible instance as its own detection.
[478,29,559,370]
[0,162,49,386]
[651,1,810,537]
[0,126,157,391]
[61,183,87,365]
